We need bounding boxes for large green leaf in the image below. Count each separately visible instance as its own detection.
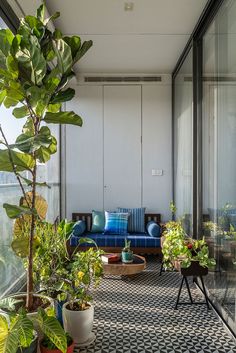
[6,55,18,79]
[24,16,45,40]
[12,126,55,153]
[37,308,67,353]
[63,35,81,58]
[3,204,33,219]
[44,111,82,126]
[11,314,33,348]
[44,12,60,26]
[0,149,35,172]
[15,36,46,85]
[53,38,72,74]
[0,29,14,71]
[50,87,75,104]
[12,106,29,119]
[0,326,18,353]
[74,40,93,63]
[37,4,45,22]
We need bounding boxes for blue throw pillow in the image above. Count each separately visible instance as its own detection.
[72,220,86,236]
[117,207,146,233]
[104,211,129,235]
[146,221,161,237]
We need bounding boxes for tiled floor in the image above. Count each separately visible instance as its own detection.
[76,257,236,353]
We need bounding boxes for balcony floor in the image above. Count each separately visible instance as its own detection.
[77,257,236,353]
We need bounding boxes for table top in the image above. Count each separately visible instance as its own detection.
[102,254,146,276]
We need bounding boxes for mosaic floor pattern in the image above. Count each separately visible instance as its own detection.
[75,256,236,353]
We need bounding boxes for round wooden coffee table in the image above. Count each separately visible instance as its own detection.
[103,254,146,276]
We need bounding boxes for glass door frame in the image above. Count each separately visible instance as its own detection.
[172,0,225,237]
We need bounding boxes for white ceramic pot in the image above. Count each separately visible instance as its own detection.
[62,301,94,344]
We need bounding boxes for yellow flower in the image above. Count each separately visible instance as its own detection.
[78,271,84,280]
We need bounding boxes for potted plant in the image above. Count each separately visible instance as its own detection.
[0,3,92,314]
[0,308,68,353]
[62,247,103,345]
[121,238,133,263]
[40,333,74,353]
[162,221,216,275]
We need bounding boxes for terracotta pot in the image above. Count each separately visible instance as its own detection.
[40,341,75,353]
[62,301,94,344]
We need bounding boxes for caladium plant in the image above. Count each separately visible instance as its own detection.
[0,3,92,311]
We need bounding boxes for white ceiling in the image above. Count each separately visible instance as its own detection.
[10,0,208,74]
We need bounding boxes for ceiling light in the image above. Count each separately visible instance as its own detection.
[124,2,134,11]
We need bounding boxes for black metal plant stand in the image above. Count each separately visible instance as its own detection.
[175,273,210,310]
[174,261,210,310]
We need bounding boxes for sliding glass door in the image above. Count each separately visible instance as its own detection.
[173,49,193,234]
[202,0,236,329]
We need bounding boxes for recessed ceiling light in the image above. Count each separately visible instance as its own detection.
[124,2,134,11]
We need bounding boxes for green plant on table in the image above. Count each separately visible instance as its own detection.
[122,238,132,252]
[0,308,67,353]
[0,3,92,311]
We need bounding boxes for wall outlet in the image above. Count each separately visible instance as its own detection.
[152,169,163,176]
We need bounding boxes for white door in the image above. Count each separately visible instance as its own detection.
[65,85,104,217]
[103,85,142,210]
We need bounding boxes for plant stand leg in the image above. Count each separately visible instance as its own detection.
[200,276,210,310]
[159,262,164,276]
[184,276,193,304]
[175,276,185,310]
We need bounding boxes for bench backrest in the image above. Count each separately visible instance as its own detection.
[72,212,161,232]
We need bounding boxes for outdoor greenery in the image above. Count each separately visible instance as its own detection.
[0,3,92,311]
[162,220,216,269]
[0,308,68,353]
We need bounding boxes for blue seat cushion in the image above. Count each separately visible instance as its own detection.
[70,232,160,248]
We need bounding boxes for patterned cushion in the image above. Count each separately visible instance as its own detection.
[91,210,105,233]
[117,207,146,233]
[104,211,129,235]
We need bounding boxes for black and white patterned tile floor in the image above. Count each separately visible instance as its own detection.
[75,257,236,353]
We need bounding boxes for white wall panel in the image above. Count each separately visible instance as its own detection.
[103,86,142,210]
[142,85,172,221]
[65,86,103,218]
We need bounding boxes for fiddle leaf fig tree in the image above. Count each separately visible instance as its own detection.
[0,4,92,310]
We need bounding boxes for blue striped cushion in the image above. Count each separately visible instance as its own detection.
[117,207,146,233]
[70,233,161,248]
[104,211,129,235]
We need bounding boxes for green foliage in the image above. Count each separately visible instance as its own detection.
[32,220,103,311]
[169,200,177,215]
[123,238,131,252]
[0,308,68,353]
[65,247,104,310]
[0,310,34,353]
[162,221,216,270]
[0,3,92,310]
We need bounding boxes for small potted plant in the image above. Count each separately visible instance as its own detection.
[61,248,103,345]
[40,333,74,353]
[121,238,133,263]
